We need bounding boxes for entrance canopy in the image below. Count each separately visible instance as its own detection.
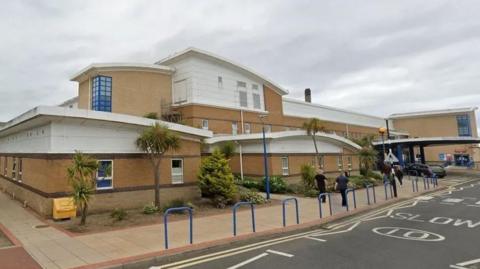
[372,136,480,148]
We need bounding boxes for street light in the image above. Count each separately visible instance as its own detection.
[379,127,387,163]
[258,114,270,200]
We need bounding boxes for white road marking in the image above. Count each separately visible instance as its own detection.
[476,201,480,205]
[266,249,294,258]
[304,236,327,242]
[450,257,480,268]
[416,196,434,200]
[442,198,464,203]
[227,253,269,269]
[372,227,445,242]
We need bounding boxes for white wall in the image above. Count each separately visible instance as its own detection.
[169,56,265,111]
[0,124,52,153]
[283,98,386,128]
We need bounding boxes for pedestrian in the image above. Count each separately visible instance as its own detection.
[315,169,327,203]
[394,165,404,186]
[335,171,349,207]
[382,163,392,184]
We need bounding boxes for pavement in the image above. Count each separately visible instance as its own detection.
[0,170,473,269]
[153,172,480,269]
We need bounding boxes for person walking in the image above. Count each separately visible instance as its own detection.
[336,171,349,207]
[315,169,327,203]
[394,165,404,186]
[383,163,398,197]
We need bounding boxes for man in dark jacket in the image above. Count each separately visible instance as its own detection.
[315,169,327,203]
[336,172,349,207]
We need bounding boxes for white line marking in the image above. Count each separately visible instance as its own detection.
[458,258,480,266]
[442,198,464,203]
[440,203,455,206]
[227,253,269,269]
[266,249,294,258]
[304,236,327,242]
[450,265,466,269]
[416,196,434,200]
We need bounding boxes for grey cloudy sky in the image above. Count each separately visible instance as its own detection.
[1,0,479,130]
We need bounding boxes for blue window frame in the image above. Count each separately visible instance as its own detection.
[96,160,113,189]
[91,76,112,112]
[456,114,471,137]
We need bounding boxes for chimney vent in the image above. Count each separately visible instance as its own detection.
[304,88,311,103]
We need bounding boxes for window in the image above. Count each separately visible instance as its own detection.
[252,93,261,109]
[3,157,7,176]
[244,123,251,134]
[96,160,113,189]
[232,122,238,135]
[202,119,209,130]
[218,76,223,88]
[252,84,259,90]
[18,158,22,181]
[337,156,343,170]
[237,81,247,88]
[457,114,471,136]
[347,156,352,170]
[91,76,112,112]
[171,159,184,184]
[11,158,16,179]
[264,124,272,133]
[239,91,248,107]
[281,157,289,176]
[173,79,187,104]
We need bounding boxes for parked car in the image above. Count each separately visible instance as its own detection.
[429,165,446,178]
[404,163,432,177]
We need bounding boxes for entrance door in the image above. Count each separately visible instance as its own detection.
[454,154,469,166]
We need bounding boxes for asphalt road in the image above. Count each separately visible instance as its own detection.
[155,174,480,269]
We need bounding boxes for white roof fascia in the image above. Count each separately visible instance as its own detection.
[389,107,478,119]
[372,136,480,146]
[58,96,79,106]
[70,63,175,82]
[204,130,361,150]
[156,47,289,96]
[0,106,212,138]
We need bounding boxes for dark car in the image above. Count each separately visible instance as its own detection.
[429,165,447,178]
[404,163,433,177]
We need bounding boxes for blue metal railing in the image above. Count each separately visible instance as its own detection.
[346,188,356,211]
[384,182,393,200]
[232,202,256,236]
[163,206,193,249]
[364,184,376,205]
[281,198,299,227]
[318,193,332,218]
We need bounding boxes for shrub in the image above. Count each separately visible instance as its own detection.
[286,183,303,194]
[144,112,159,119]
[264,176,287,194]
[348,175,376,189]
[367,170,383,181]
[143,203,159,215]
[239,178,262,190]
[110,208,127,221]
[218,141,236,159]
[161,198,194,213]
[300,164,316,189]
[238,187,266,204]
[198,149,238,208]
[303,189,320,198]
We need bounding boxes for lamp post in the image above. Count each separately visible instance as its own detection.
[379,127,387,163]
[259,114,270,200]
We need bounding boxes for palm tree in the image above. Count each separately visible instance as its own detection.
[136,123,180,207]
[302,118,326,169]
[67,151,98,226]
[352,134,378,175]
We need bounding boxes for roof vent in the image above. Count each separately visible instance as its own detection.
[304,88,311,103]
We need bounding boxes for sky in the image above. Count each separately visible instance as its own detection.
[0,0,479,131]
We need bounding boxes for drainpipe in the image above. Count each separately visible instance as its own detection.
[240,109,244,134]
[236,141,244,181]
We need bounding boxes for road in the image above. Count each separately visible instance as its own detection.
[153,173,480,269]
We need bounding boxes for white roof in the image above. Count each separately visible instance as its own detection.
[0,106,212,138]
[389,107,478,119]
[70,63,174,82]
[372,136,480,146]
[282,97,387,128]
[58,96,79,107]
[156,47,289,96]
[205,130,361,150]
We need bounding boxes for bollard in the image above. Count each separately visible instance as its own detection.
[364,184,376,205]
[318,193,332,218]
[411,176,419,192]
[164,206,193,249]
[424,176,430,190]
[345,188,356,211]
[232,202,256,236]
[282,197,299,227]
[384,182,393,200]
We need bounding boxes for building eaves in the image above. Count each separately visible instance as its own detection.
[389,107,478,119]
[70,63,175,82]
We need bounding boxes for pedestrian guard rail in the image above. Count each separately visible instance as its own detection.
[384,182,393,200]
[232,201,256,236]
[281,197,299,227]
[345,188,356,211]
[164,206,193,249]
[411,176,419,192]
[318,192,332,218]
[364,184,376,205]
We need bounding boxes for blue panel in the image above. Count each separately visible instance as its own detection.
[91,76,112,112]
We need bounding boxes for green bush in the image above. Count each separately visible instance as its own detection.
[110,208,127,221]
[161,198,194,213]
[348,175,376,189]
[218,141,236,159]
[367,170,383,181]
[286,183,303,194]
[143,203,159,215]
[303,189,320,198]
[238,187,266,204]
[263,176,287,193]
[239,178,263,190]
[198,149,238,208]
[301,164,316,189]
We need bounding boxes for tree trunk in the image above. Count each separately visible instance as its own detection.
[311,135,320,169]
[80,203,88,226]
[154,162,161,208]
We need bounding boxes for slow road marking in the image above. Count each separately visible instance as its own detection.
[372,227,445,242]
